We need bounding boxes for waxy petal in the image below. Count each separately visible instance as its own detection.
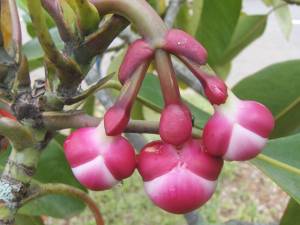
[144,166,216,214]
[119,39,154,84]
[163,29,207,65]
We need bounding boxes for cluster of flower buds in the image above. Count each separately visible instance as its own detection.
[64,28,274,214]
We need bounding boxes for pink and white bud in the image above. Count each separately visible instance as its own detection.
[203,92,275,161]
[119,39,154,84]
[64,123,136,190]
[137,139,223,214]
[159,103,192,146]
[163,29,207,65]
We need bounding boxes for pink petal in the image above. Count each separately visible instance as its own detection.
[145,166,216,214]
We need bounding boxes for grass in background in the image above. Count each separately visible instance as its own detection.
[47,162,287,225]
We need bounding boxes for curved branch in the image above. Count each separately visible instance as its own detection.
[22,183,104,225]
[0,118,35,150]
[41,0,75,42]
[90,0,167,43]
[64,73,115,105]
[75,15,129,64]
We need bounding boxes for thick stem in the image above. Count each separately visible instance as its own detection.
[22,183,104,225]
[41,0,75,42]
[42,111,202,136]
[90,0,167,44]
[76,15,129,64]
[0,118,34,151]
[0,145,40,224]
[27,0,84,90]
[155,49,181,105]
[13,55,31,93]
[104,62,149,135]
[114,62,149,112]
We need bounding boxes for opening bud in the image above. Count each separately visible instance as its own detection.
[64,123,136,190]
[137,139,223,214]
[203,91,275,161]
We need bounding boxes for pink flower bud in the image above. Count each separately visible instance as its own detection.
[104,106,129,136]
[64,124,136,190]
[119,39,154,84]
[202,75,228,105]
[178,56,228,105]
[163,29,207,65]
[137,139,223,214]
[159,103,192,146]
[203,92,275,161]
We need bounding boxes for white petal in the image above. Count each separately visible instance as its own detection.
[224,123,267,161]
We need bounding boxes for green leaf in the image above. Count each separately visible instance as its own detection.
[233,60,300,138]
[139,74,210,128]
[15,214,44,225]
[196,0,242,66]
[220,13,267,66]
[280,198,300,225]
[251,133,300,204]
[175,0,204,36]
[17,140,86,218]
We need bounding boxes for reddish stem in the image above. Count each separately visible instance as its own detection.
[155,50,181,105]
[90,0,167,44]
[104,62,149,135]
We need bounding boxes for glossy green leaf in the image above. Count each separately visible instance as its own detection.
[220,13,267,66]
[175,0,204,36]
[139,74,210,128]
[233,60,300,138]
[15,214,44,225]
[280,198,300,225]
[251,133,300,204]
[196,0,241,66]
